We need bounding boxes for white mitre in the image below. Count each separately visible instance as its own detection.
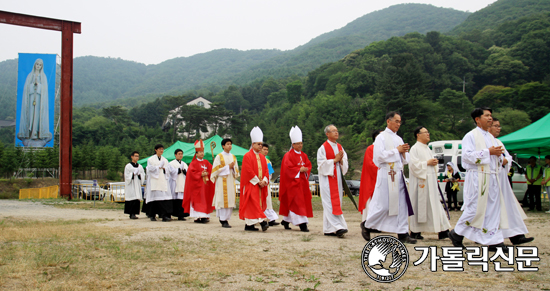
[290,125,302,143]
[250,126,263,143]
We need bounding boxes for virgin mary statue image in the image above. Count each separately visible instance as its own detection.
[17,58,52,147]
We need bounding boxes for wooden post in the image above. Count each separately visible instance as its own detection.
[0,10,81,199]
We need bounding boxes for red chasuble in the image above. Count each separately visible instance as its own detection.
[182,159,215,214]
[279,150,313,217]
[322,141,343,215]
[358,144,378,214]
[239,149,269,220]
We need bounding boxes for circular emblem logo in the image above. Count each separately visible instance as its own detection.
[361,235,409,283]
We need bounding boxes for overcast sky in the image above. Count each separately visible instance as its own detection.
[1,0,497,65]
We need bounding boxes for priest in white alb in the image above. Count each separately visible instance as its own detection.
[317,124,348,238]
[408,126,451,240]
[211,138,240,228]
[124,151,145,219]
[145,144,175,222]
[449,107,509,252]
[488,117,534,245]
[169,148,188,221]
[363,112,417,244]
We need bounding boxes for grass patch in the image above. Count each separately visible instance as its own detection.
[0,217,299,290]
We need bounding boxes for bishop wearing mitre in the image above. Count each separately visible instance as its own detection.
[182,140,215,224]
[239,127,270,232]
[279,126,313,232]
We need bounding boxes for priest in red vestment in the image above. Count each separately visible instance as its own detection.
[359,130,382,240]
[182,140,215,223]
[239,126,270,231]
[279,126,313,232]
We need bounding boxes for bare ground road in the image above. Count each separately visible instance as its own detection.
[1,199,549,290]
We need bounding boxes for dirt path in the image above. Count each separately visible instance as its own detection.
[1,199,549,290]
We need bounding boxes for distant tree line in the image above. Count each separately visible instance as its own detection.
[0,11,548,181]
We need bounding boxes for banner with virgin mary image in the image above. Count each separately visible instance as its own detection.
[15,53,56,148]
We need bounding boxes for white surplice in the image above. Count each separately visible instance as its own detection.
[454,127,506,245]
[145,155,175,203]
[408,142,451,233]
[124,163,145,201]
[317,140,348,233]
[496,140,528,239]
[169,159,188,200]
[365,128,410,234]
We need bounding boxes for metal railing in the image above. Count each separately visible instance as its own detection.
[19,185,59,199]
[235,183,321,198]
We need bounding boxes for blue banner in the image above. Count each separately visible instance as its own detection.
[15,53,56,148]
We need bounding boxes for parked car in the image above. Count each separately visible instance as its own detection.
[308,174,319,195]
[346,180,361,196]
[270,175,317,196]
[72,180,102,200]
[101,182,126,202]
[270,176,280,196]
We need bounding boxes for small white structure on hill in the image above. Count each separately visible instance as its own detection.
[185,97,211,109]
[164,97,229,139]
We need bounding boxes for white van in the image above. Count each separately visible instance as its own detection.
[428,140,527,204]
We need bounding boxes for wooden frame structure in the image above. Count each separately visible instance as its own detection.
[0,10,81,199]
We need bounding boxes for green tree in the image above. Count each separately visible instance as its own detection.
[436,89,474,139]
[514,82,550,121]
[472,85,512,109]
[102,105,132,126]
[35,149,49,169]
[222,86,249,113]
[286,80,303,104]
[95,147,111,172]
[1,146,16,178]
[479,46,528,86]
[493,108,531,136]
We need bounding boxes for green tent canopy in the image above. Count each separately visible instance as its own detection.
[137,135,250,167]
[498,112,550,159]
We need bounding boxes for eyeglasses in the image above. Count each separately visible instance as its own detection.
[492,125,501,128]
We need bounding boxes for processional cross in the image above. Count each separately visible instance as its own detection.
[388,163,397,182]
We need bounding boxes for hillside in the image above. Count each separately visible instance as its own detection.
[0,3,471,118]
[233,3,470,83]
[0,59,18,121]
[449,0,550,35]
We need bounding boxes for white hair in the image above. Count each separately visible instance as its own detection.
[324,124,335,134]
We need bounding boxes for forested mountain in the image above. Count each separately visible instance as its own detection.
[0,49,282,119]
[232,4,470,83]
[449,0,550,35]
[0,3,470,118]
[2,0,550,181]
[0,59,18,121]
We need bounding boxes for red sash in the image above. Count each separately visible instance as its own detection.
[323,141,343,215]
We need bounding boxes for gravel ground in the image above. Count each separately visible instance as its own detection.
[1,199,549,290]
